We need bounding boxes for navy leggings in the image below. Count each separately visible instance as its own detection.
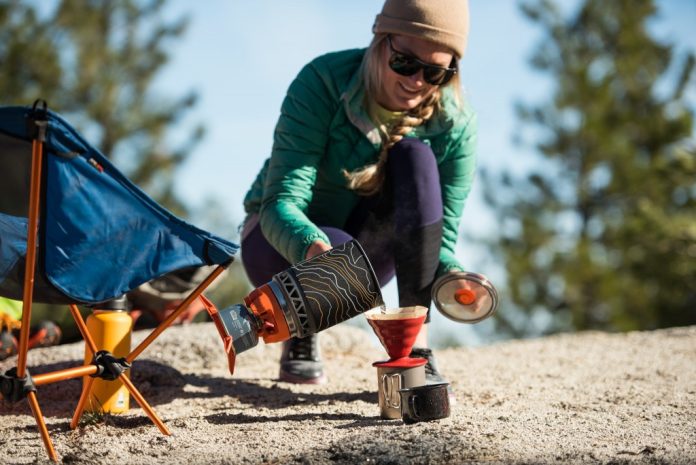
[241,138,444,315]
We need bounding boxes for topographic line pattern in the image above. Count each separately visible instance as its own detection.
[288,241,383,333]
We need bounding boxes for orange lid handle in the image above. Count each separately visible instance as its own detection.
[454,289,476,305]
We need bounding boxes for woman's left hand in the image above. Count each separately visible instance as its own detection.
[305,240,332,260]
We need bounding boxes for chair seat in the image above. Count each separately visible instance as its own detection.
[0,105,238,304]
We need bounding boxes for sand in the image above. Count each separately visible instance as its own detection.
[1,323,694,464]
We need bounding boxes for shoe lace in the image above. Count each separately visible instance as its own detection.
[288,336,318,361]
[423,360,438,377]
[411,348,439,378]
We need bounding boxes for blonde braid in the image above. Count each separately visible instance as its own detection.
[344,91,442,195]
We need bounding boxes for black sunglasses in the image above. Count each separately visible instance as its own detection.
[386,36,457,86]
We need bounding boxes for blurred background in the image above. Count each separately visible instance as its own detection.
[1,0,694,348]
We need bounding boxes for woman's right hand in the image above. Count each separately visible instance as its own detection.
[305,240,332,260]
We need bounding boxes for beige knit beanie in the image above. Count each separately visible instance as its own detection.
[373,0,470,58]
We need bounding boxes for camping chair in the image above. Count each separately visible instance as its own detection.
[0,101,239,461]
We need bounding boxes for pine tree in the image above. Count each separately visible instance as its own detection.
[482,0,696,334]
[0,0,202,215]
[0,1,254,339]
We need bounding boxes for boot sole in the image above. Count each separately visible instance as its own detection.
[278,369,328,385]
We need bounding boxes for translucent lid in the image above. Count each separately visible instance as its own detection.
[431,272,498,323]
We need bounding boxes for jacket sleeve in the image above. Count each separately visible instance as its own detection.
[259,59,337,264]
[437,111,478,277]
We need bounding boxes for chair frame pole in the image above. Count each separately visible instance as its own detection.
[27,391,56,461]
[69,304,99,354]
[32,365,99,386]
[126,265,226,363]
[17,137,45,378]
[119,372,171,435]
[70,376,96,430]
[69,304,98,429]
[15,124,58,461]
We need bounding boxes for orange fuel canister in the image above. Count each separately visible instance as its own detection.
[83,297,133,413]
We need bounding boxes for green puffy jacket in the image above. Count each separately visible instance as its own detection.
[243,48,478,277]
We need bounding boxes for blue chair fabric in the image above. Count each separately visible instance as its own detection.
[0,105,238,305]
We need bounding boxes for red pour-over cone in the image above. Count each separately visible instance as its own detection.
[366,306,427,362]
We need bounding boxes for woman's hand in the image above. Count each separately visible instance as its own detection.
[305,240,332,260]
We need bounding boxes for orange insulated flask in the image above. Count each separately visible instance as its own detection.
[83,297,132,413]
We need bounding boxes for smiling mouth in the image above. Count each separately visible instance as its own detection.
[398,82,422,96]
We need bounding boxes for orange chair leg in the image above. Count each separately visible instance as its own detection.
[16,137,45,378]
[69,304,98,355]
[68,304,98,429]
[27,391,58,462]
[70,377,96,429]
[15,119,56,461]
[119,373,171,435]
[127,265,226,363]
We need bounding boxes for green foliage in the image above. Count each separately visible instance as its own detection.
[0,0,202,215]
[0,1,251,332]
[77,406,107,427]
[483,0,696,334]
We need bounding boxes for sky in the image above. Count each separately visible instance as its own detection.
[156,0,696,346]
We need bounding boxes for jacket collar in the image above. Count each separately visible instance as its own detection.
[341,63,382,147]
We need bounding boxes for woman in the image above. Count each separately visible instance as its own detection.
[241,0,476,390]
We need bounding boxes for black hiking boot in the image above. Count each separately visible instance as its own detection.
[0,328,17,361]
[279,334,327,385]
[0,311,21,361]
[410,346,456,403]
[26,321,62,350]
[0,314,62,361]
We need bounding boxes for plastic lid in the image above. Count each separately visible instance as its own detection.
[431,272,498,323]
[90,295,130,311]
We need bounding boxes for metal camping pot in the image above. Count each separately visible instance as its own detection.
[431,272,499,323]
[375,363,426,419]
[399,382,451,424]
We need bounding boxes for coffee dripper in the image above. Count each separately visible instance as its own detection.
[366,306,429,419]
[366,271,499,421]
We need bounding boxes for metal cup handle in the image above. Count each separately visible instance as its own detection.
[381,373,401,409]
[408,394,420,419]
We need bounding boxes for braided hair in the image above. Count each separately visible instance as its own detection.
[343,92,441,195]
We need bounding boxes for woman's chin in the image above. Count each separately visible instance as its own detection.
[400,99,423,112]
[386,96,423,112]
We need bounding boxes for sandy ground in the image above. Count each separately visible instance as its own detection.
[0,322,694,464]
